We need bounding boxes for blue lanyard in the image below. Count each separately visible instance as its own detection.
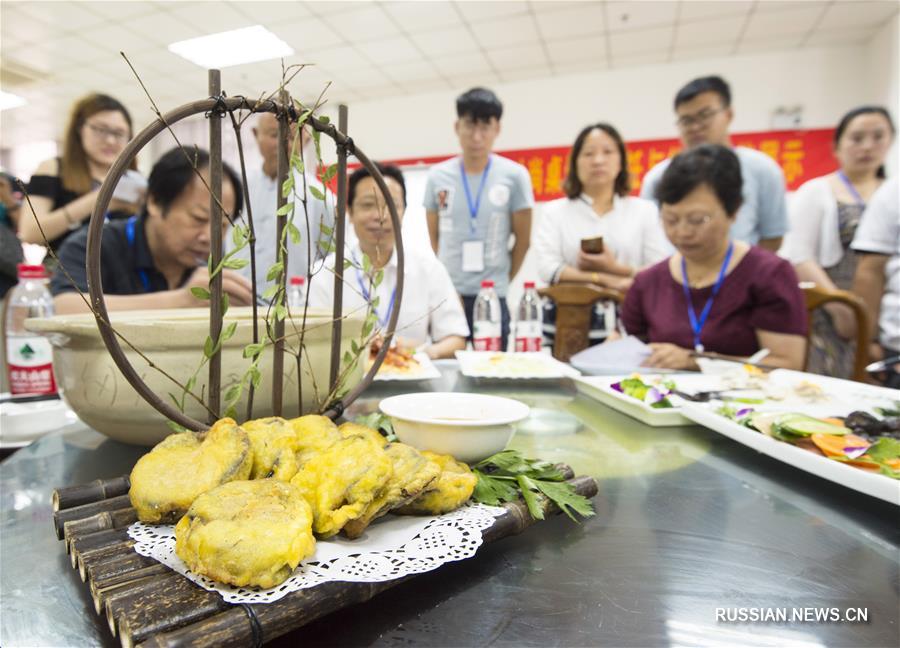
[460,157,492,235]
[352,253,396,328]
[681,241,734,353]
[837,171,865,207]
[125,216,151,293]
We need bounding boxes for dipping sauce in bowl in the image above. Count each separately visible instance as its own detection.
[379,392,530,463]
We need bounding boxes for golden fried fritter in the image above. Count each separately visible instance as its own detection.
[290,435,393,538]
[129,418,252,524]
[289,415,343,467]
[175,479,315,589]
[395,451,476,515]
[343,442,441,539]
[244,417,299,481]
[338,422,388,448]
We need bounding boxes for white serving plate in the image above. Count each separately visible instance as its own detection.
[681,401,900,506]
[573,375,692,427]
[372,352,442,381]
[455,351,581,380]
[0,396,79,449]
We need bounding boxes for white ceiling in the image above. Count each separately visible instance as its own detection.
[1,0,897,148]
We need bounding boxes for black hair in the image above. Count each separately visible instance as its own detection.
[655,144,743,216]
[456,87,503,123]
[834,106,896,179]
[563,123,631,199]
[348,162,407,210]
[147,147,243,219]
[674,76,731,110]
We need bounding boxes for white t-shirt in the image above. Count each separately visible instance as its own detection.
[780,175,844,267]
[850,177,900,351]
[308,242,470,347]
[228,167,335,295]
[533,194,671,284]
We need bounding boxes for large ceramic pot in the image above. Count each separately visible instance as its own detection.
[26,307,365,445]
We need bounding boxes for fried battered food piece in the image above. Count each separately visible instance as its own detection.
[290,435,393,538]
[338,421,388,448]
[129,418,252,524]
[343,442,441,538]
[395,451,476,515]
[244,417,299,481]
[290,415,343,466]
[175,479,315,589]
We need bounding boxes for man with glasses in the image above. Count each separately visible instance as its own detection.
[227,112,335,300]
[641,76,788,252]
[424,87,534,350]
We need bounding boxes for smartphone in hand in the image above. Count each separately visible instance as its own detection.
[112,170,148,204]
[581,236,604,254]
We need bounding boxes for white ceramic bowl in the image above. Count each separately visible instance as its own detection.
[25,307,364,446]
[379,392,530,463]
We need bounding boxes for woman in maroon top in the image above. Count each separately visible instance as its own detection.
[622,145,807,370]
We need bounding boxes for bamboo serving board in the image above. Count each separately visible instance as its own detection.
[52,472,598,648]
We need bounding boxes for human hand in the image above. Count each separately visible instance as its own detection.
[108,197,142,216]
[577,248,619,273]
[642,343,698,370]
[180,267,254,308]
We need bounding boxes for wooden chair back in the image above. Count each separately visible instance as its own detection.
[538,283,624,362]
[801,283,870,382]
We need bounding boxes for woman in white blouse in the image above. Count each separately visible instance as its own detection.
[781,106,894,376]
[533,123,670,342]
[534,123,670,290]
[308,163,469,359]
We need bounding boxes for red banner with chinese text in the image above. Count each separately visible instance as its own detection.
[377,128,836,202]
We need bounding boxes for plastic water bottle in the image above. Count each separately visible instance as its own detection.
[515,281,542,352]
[5,264,57,395]
[473,279,501,351]
[287,276,306,310]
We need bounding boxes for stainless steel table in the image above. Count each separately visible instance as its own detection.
[2,364,898,647]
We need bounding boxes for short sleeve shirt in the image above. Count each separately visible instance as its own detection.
[641,146,788,245]
[49,213,190,297]
[622,247,807,356]
[423,155,534,297]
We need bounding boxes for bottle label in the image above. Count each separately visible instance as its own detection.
[7,336,57,395]
[473,321,501,351]
[515,320,542,352]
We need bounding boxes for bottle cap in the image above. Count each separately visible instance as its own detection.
[17,264,47,280]
[523,281,535,289]
[289,276,305,286]
[481,280,494,288]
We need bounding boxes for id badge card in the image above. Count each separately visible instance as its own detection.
[461,240,485,273]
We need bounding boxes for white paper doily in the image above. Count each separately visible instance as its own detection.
[128,503,505,604]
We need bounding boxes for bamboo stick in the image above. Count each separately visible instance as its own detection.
[64,508,138,547]
[108,572,227,643]
[52,475,130,512]
[207,68,223,422]
[86,552,159,588]
[136,476,598,648]
[78,539,137,581]
[91,564,172,615]
[105,571,187,637]
[53,494,133,540]
[68,527,131,567]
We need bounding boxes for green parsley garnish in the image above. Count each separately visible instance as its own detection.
[472,450,595,522]
[353,412,397,442]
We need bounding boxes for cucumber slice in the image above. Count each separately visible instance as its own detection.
[779,416,850,437]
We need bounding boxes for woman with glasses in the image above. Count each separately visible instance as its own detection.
[309,163,469,360]
[21,93,142,250]
[621,145,807,371]
[533,122,669,347]
[781,106,895,378]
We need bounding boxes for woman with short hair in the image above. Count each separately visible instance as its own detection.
[622,145,807,370]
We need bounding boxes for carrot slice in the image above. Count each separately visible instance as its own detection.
[810,433,869,458]
[821,417,846,427]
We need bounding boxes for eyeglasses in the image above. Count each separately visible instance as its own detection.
[660,212,715,229]
[676,108,724,129]
[83,122,130,143]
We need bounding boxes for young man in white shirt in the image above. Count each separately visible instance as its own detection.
[423,88,534,350]
[640,76,788,252]
[229,112,335,298]
[309,163,468,359]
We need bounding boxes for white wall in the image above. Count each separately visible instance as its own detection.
[865,14,900,177]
